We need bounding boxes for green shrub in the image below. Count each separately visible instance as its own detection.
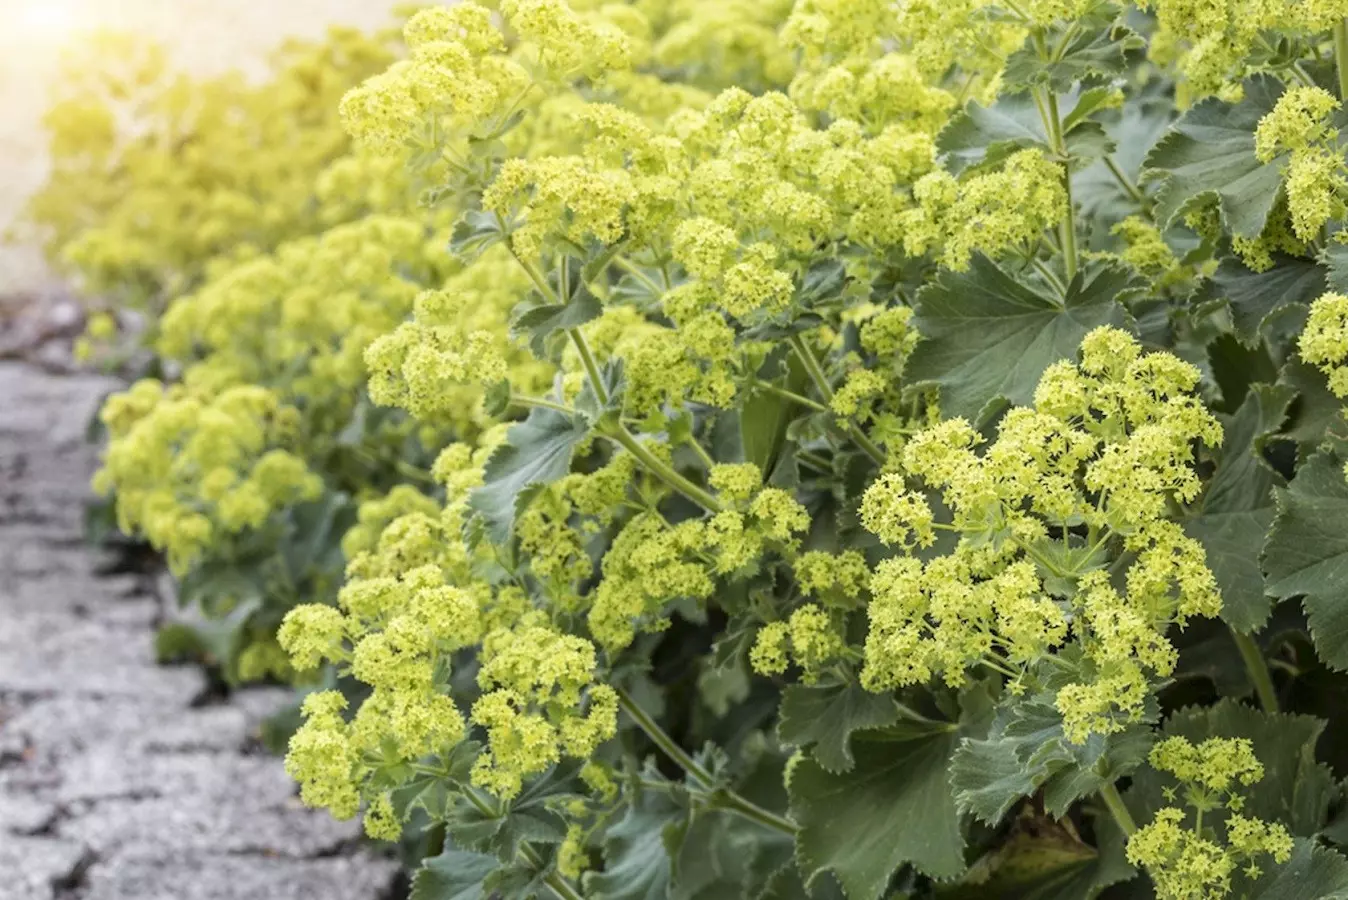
[42,0,1348,896]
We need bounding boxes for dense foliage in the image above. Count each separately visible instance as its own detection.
[32,0,1348,897]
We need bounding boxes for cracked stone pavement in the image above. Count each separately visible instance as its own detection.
[0,362,399,900]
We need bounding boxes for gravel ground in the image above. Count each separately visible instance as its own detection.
[0,6,407,895]
[0,361,401,899]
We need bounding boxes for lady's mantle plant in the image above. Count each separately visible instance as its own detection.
[46,0,1348,896]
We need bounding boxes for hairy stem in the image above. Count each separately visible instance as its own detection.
[685,436,717,468]
[1098,781,1137,836]
[562,328,723,510]
[1043,90,1078,281]
[503,247,721,513]
[787,334,887,466]
[614,686,798,835]
[1336,20,1348,100]
[756,381,830,413]
[565,327,609,405]
[612,255,665,297]
[513,395,579,415]
[461,789,586,900]
[796,448,834,472]
[541,869,587,900]
[1232,628,1280,714]
[615,685,714,783]
[605,426,724,512]
[1103,156,1146,206]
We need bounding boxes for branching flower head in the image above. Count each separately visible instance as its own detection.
[1128,738,1293,898]
[1301,291,1348,398]
[859,329,1222,741]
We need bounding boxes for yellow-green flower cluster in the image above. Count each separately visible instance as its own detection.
[592,466,809,650]
[1253,87,1346,241]
[280,576,615,820]
[279,431,624,831]
[1301,291,1348,397]
[793,550,870,606]
[93,383,320,574]
[860,553,1067,690]
[781,0,1020,87]
[1297,291,1348,480]
[1111,216,1181,280]
[158,216,442,411]
[361,245,553,429]
[516,453,638,607]
[857,328,1224,741]
[624,317,741,416]
[1229,206,1311,273]
[825,306,921,426]
[471,616,619,798]
[901,150,1068,271]
[93,213,466,581]
[644,0,794,91]
[789,53,956,134]
[365,291,509,415]
[750,604,847,683]
[339,0,634,160]
[26,27,396,308]
[1127,738,1293,898]
[587,512,716,650]
[344,437,507,588]
[1142,0,1348,97]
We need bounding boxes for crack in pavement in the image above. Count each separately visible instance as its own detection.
[0,362,398,900]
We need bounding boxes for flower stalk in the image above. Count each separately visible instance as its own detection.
[1231,629,1279,714]
[614,686,797,835]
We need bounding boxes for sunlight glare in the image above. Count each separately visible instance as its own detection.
[16,1,84,41]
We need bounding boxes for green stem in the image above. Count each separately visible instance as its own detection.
[501,246,601,401]
[686,436,716,468]
[507,247,610,412]
[1104,156,1146,206]
[1043,90,1078,281]
[615,685,713,783]
[614,686,798,836]
[509,246,556,302]
[612,255,665,297]
[1232,628,1280,714]
[564,325,722,512]
[1098,781,1137,836]
[566,327,609,405]
[722,792,800,836]
[787,334,887,466]
[847,424,888,469]
[1255,36,1317,87]
[1030,258,1067,298]
[462,789,586,900]
[513,395,578,415]
[787,334,835,403]
[796,448,833,472]
[1336,20,1348,100]
[542,870,587,900]
[756,381,830,413]
[351,447,436,485]
[606,426,723,512]
[501,247,719,514]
